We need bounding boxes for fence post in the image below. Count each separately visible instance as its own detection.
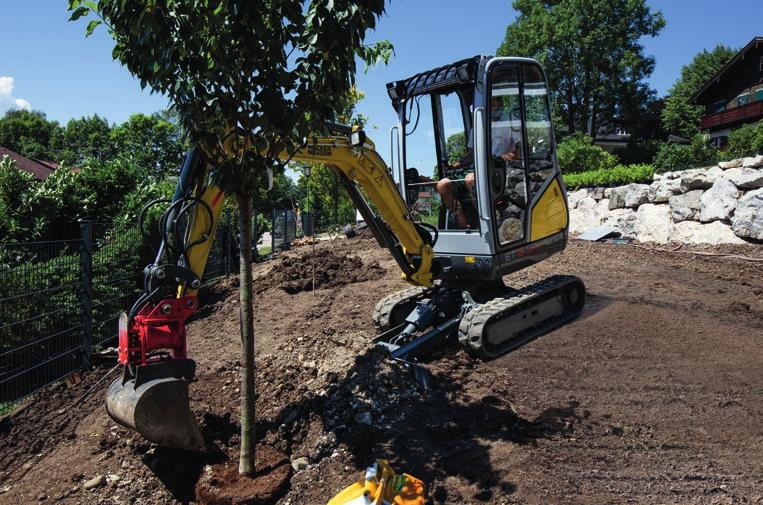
[225,207,232,277]
[79,220,93,370]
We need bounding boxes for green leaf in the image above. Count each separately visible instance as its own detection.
[85,19,102,37]
[68,6,89,21]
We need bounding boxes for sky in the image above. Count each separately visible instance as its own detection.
[1,0,761,163]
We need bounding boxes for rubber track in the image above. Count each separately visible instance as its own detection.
[458,275,583,359]
[372,286,432,331]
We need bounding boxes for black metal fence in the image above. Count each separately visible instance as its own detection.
[0,216,237,415]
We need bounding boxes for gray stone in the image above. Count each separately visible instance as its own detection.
[569,196,600,235]
[635,204,673,243]
[649,179,681,203]
[566,188,588,209]
[589,187,605,201]
[609,183,650,210]
[594,198,610,222]
[731,188,763,240]
[83,475,105,490]
[652,173,663,181]
[719,158,743,170]
[671,221,745,245]
[603,187,612,198]
[722,167,763,190]
[291,457,310,472]
[679,166,723,192]
[742,155,763,168]
[668,190,703,223]
[354,412,372,426]
[601,208,638,238]
[699,178,740,222]
[623,184,651,208]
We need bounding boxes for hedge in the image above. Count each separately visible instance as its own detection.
[563,164,654,190]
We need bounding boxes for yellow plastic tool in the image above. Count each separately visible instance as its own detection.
[328,460,425,505]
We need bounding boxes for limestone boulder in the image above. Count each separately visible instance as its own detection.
[742,155,763,168]
[589,186,606,201]
[635,204,672,243]
[609,183,650,210]
[594,198,611,222]
[670,221,745,245]
[649,178,681,203]
[567,188,589,209]
[731,188,763,240]
[568,196,600,235]
[719,158,743,170]
[601,208,638,239]
[679,166,723,192]
[722,167,763,190]
[668,190,703,223]
[699,178,740,223]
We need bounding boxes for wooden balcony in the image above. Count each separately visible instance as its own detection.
[700,100,763,130]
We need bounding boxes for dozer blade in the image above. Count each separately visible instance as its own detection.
[106,360,204,451]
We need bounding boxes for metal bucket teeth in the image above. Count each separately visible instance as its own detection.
[106,376,205,451]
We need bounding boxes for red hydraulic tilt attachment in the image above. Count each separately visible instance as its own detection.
[118,296,198,367]
[106,147,224,451]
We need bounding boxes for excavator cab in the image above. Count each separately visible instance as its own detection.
[387,56,569,283]
[373,56,584,366]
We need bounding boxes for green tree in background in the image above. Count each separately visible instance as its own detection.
[661,45,736,138]
[70,0,392,477]
[53,114,115,165]
[0,110,61,160]
[111,113,186,178]
[498,0,664,136]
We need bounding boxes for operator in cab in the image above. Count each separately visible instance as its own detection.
[435,95,521,229]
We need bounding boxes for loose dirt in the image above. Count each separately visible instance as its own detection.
[1,236,761,504]
[266,248,385,294]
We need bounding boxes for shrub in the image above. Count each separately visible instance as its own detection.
[612,139,662,165]
[557,133,618,173]
[563,164,654,190]
[653,134,718,173]
[724,121,763,159]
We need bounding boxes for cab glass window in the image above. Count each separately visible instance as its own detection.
[522,65,555,202]
[490,64,526,246]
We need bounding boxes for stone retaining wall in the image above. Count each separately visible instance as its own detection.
[568,155,763,244]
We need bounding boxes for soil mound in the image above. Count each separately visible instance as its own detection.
[269,249,385,294]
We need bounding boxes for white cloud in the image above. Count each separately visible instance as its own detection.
[0,76,32,112]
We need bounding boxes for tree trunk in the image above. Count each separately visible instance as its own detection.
[238,195,256,476]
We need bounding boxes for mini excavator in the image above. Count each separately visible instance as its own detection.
[106,57,585,472]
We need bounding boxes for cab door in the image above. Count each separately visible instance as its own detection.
[486,59,567,249]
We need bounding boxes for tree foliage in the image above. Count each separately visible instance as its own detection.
[111,113,186,178]
[653,135,719,173]
[725,121,763,159]
[556,133,618,173]
[661,45,736,138]
[70,0,392,195]
[498,0,664,136]
[0,110,60,160]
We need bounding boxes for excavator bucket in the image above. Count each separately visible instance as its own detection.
[105,360,204,451]
[328,460,425,505]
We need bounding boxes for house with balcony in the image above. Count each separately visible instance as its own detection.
[691,37,763,147]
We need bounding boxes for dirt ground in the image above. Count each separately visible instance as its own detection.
[1,235,761,504]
